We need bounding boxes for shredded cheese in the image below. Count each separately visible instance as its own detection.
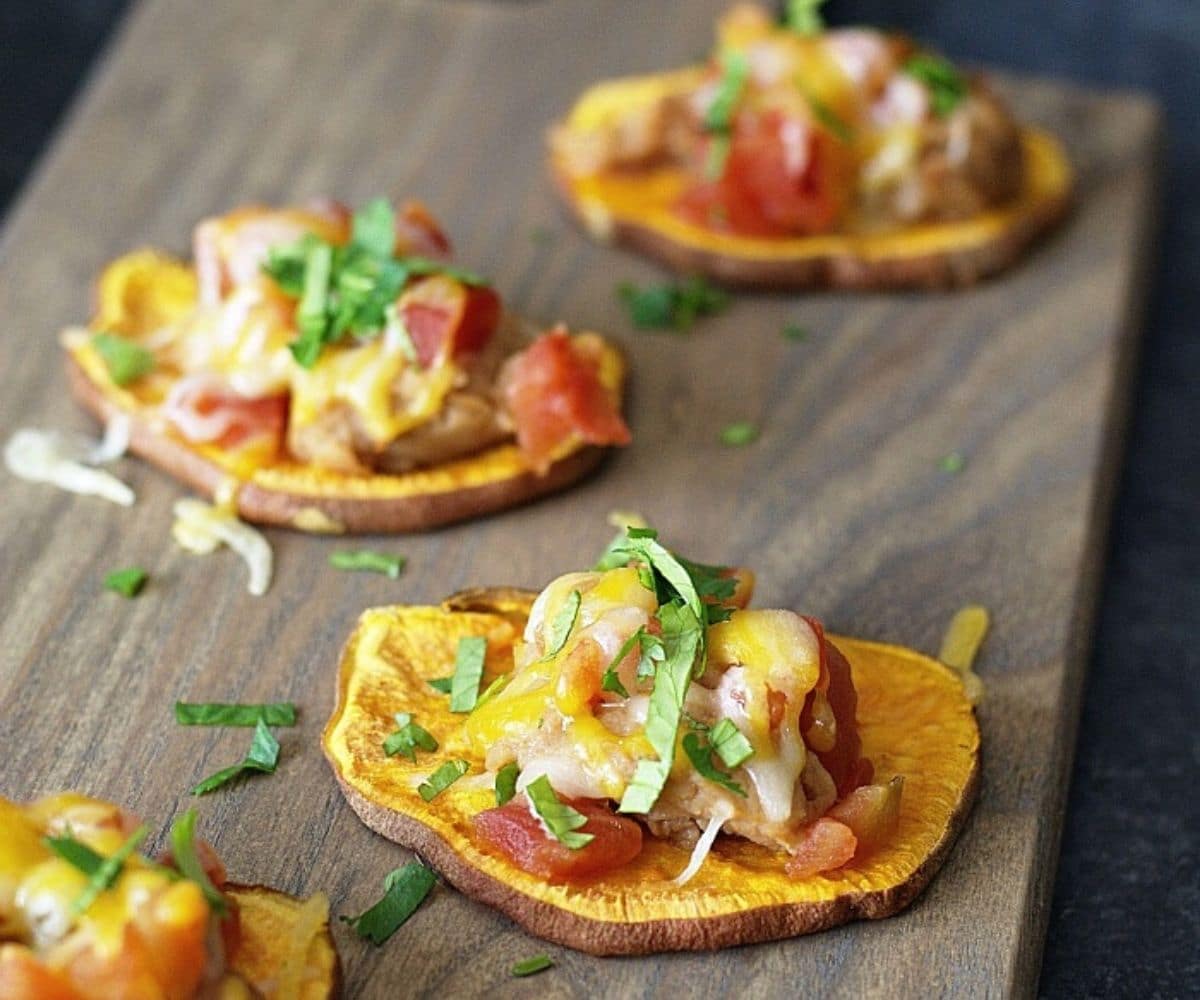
[938,605,988,705]
[673,800,736,886]
[171,498,272,595]
[4,427,134,506]
[89,414,132,464]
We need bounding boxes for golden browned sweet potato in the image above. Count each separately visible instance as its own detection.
[322,589,980,954]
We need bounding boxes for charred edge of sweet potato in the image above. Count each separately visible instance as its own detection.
[65,354,610,534]
[549,150,1072,291]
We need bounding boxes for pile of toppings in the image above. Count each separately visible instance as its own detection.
[0,795,241,998]
[81,198,628,477]
[412,529,903,883]
[555,1,1024,236]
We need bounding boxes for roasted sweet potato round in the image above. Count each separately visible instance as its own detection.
[322,589,980,955]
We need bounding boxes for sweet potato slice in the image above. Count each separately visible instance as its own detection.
[226,885,339,999]
[322,589,980,955]
[62,254,626,534]
[550,72,1072,289]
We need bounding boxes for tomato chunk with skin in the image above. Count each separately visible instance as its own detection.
[784,817,858,879]
[474,795,643,881]
[677,110,851,237]
[397,274,501,368]
[828,776,904,856]
[500,327,631,472]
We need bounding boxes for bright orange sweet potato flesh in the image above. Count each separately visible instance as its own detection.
[323,590,979,931]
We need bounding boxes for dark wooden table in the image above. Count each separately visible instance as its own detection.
[2,1,1191,997]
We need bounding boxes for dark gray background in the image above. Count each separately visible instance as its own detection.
[1,2,1195,996]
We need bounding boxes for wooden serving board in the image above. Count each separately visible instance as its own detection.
[0,1,1160,996]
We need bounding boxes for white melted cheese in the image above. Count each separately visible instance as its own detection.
[4,426,134,506]
[172,497,272,595]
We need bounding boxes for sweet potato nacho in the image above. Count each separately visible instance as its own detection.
[323,529,980,954]
[550,3,1071,288]
[62,198,629,532]
[0,793,336,998]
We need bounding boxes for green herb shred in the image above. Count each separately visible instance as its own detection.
[449,636,488,713]
[383,712,439,762]
[494,761,520,806]
[418,759,470,801]
[719,421,759,446]
[104,566,148,598]
[191,718,280,795]
[341,861,436,945]
[525,775,594,849]
[91,332,155,386]
[511,955,555,977]
[174,702,296,727]
[329,550,407,578]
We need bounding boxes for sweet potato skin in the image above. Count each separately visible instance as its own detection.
[323,590,981,955]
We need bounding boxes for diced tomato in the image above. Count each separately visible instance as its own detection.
[474,795,643,882]
[800,625,867,798]
[397,274,501,368]
[163,375,288,456]
[828,776,903,856]
[784,817,858,878]
[0,949,78,1000]
[395,200,452,258]
[499,327,631,472]
[676,110,851,237]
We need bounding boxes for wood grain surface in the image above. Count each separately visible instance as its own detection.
[0,1,1160,997]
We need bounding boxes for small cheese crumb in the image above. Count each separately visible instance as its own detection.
[172,498,272,595]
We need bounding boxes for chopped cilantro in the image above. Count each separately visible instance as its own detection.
[329,549,407,578]
[525,775,594,849]
[45,826,149,914]
[104,566,147,597]
[175,702,296,727]
[191,718,280,795]
[782,322,810,342]
[683,731,747,797]
[91,332,154,386]
[383,712,439,762]
[449,636,487,713]
[709,718,755,768]
[939,451,967,474]
[808,96,854,142]
[495,761,520,806]
[169,809,228,914]
[512,955,555,977]
[543,590,581,659]
[617,277,730,332]
[426,676,453,694]
[418,759,469,801]
[904,54,968,117]
[719,421,759,446]
[341,862,436,945]
[785,0,828,34]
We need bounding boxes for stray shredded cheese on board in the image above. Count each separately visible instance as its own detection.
[4,426,134,506]
[673,800,736,886]
[89,413,132,464]
[938,605,988,705]
[172,497,272,595]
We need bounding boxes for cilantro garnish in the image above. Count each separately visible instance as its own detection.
[512,955,555,977]
[418,759,470,801]
[807,96,854,142]
[904,54,968,117]
[709,718,755,768]
[329,549,407,578]
[785,0,828,34]
[939,451,967,474]
[261,198,491,369]
[449,636,488,713]
[168,809,228,914]
[600,626,664,697]
[91,332,154,386]
[703,50,749,179]
[495,761,520,806]
[383,712,439,762]
[45,825,149,914]
[341,862,436,945]
[782,322,810,342]
[174,702,296,727]
[682,731,747,796]
[525,775,594,849]
[104,566,147,598]
[543,589,581,659]
[719,421,759,447]
[426,676,453,694]
[191,718,280,795]
[617,277,730,332]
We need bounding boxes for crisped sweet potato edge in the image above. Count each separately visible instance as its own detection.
[323,589,981,955]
